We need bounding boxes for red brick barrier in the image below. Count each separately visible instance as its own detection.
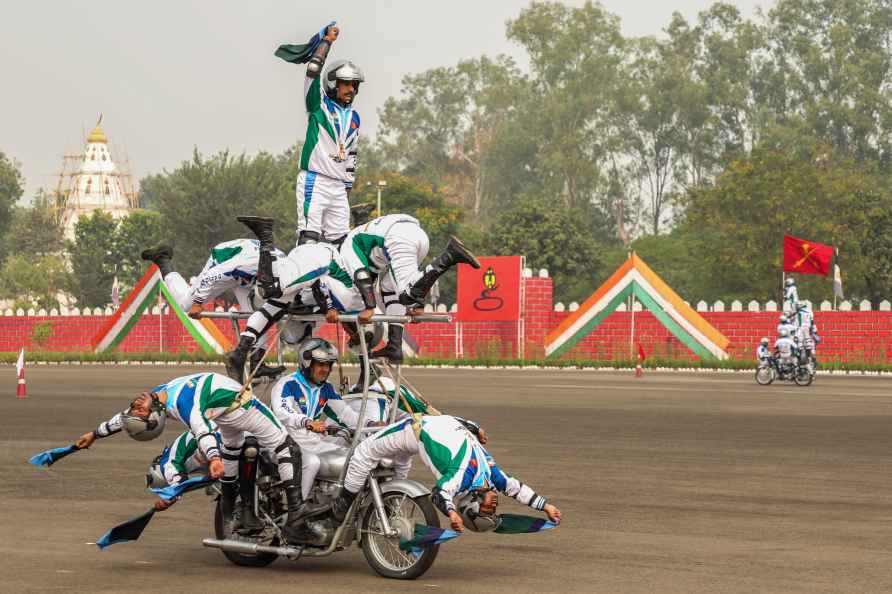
[1,274,888,362]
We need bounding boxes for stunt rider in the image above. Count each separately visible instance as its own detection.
[774,329,798,369]
[341,213,481,364]
[86,372,322,543]
[224,215,372,382]
[292,23,362,246]
[755,337,772,366]
[330,414,559,533]
[784,277,799,313]
[271,338,375,503]
[140,240,285,379]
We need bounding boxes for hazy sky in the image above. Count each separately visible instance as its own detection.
[1,0,769,200]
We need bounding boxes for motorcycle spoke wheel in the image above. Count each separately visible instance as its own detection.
[365,494,428,572]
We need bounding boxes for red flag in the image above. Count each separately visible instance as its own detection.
[637,342,646,362]
[783,235,833,276]
[456,256,522,322]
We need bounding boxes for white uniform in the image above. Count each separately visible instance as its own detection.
[164,239,283,349]
[271,371,364,498]
[340,214,430,316]
[296,70,360,242]
[774,337,797,364]
[239,243,357,344]
[794,306,814,348]
[784,284,799,313]
[756,344,771,363]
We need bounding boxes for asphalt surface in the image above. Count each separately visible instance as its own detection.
[3,366,892,594]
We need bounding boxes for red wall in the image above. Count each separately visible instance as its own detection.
[1,274,888,362]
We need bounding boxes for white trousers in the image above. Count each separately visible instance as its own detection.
[296,170,350,242]
[214,401,293,483]
[290,429,345,499]
[343,420,416,493]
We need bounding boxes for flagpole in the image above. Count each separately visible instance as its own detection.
[628,251,635,360]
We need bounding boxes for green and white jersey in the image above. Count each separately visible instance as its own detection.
[299,76,360,186]
[158,430,209,483]
[152,372,246,460]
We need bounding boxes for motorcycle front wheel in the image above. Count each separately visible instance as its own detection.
[361,492,439,580]
[794,367,814,387]
[213,498,279,567]
[755,366,774,385]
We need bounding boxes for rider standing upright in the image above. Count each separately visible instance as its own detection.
[281,22,362,247]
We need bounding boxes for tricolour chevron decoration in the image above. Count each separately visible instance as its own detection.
[545,253,730,359]
[90,265,231,355]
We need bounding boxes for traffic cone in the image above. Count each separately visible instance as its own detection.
[15,348,26,399]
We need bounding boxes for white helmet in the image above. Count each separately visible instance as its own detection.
[369,376,396,395]
[785,277,796,287]
[145,454,167,489]
[779,328,790,338]
[297,337,339,375]
[323,60,364,100]
[456,490,501,533]
[122,393,166,441]
[760,337,769,346]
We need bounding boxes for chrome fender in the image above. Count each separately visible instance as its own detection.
[379,478,430,499]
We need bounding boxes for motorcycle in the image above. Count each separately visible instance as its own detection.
[755,356,812,386]
[203,427,440,579]
[201,319,443,580]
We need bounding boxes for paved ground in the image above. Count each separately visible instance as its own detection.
[3,366,892,593]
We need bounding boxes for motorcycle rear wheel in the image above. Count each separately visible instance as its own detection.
[794,367,813,387]
[755,367,774,385]
[361,493,439,580]
[214,498,279,567]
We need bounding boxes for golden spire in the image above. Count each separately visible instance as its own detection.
[86,114,107,144]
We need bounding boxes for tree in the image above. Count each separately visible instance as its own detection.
[681,141,892,303]
[0,254,70,310]
[3,191,66,259]
[149,148,298,278]
[484,199,610,303]
[67,211,118,308]
[377,56,525,217]
[0,151,25,262]
[114,210,165,289]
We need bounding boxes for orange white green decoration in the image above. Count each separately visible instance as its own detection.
[91,265,231,355]
[545,253,730,360]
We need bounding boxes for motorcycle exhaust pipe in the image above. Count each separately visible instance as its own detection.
[202,538,302,559]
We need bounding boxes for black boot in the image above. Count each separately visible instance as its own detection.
[399,236,481,308]
[140,245,174,277]
[237,216,282,299]
[225,336,254,383]
[250,349,286,379]
[237,493,263,533]
[331,488,358,523]
[282,484,329,544]
[371,324,404,363]
[220,480,238,527]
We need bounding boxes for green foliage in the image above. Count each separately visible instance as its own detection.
[0,254,70,310]
[113,210,164,288]
[681,142,892,303]
[149,148,298,277]
[31,321,54,348]
[67,211,118,308]
[484,199,609,303]
[3,191,65,259]
[0,151,25,262]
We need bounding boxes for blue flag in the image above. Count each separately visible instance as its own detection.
[149,475,214,500]
[493,514,558,534]
[399,523,461,555]
[28,445,79,467]
[95,508,156,550]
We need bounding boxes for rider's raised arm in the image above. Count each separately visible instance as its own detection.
[489,462,549,511]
